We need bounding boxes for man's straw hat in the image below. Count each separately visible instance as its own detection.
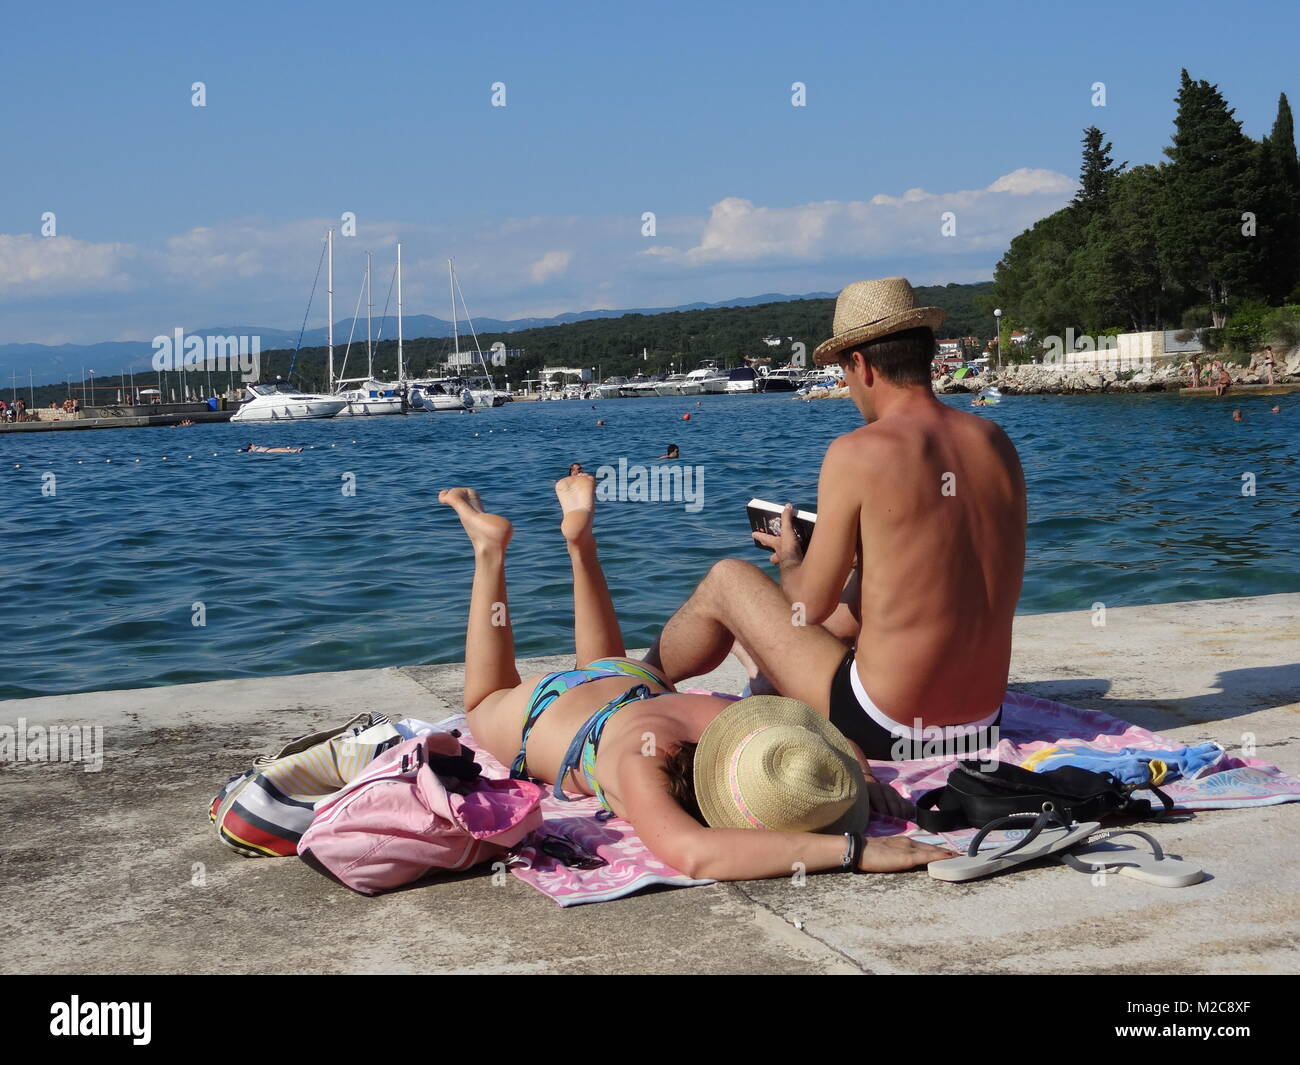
[813,277,945,366]
[693,696,871,834]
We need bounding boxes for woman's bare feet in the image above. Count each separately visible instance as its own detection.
[438,487,513,552]
[555,472,596,545]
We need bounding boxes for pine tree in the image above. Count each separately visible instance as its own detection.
[1073,126,1125,213]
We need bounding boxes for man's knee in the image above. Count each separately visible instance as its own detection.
[705,557,767,593]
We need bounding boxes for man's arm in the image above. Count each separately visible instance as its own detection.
[756,436,861,626]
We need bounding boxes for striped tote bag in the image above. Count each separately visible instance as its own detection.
[209,712,401,857]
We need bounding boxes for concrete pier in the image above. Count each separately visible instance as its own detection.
[2,593,1297,975]
[0,409,234,433]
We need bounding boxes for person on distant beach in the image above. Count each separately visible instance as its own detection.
[1212,360,1232,397]
[658,443,680,459]
[645,278,1026,763]
[1262,346,1277,387]
[240,443,303,454]
[435,477,946,880]
[1232,409,1244,422]
[1189,355,1203,389]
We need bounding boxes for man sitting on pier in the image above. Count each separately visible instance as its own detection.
[646,277,1028,763]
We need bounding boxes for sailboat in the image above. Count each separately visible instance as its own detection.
[446,259,509,407]
[393,244,469,413]
[334,248,405,416]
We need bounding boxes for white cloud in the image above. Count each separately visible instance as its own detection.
[0,234,134,295]
[528,250,572,283]
[0,169,1074,344]
[647,169,1076,265]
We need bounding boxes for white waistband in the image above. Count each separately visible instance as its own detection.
[848,660,1002,739]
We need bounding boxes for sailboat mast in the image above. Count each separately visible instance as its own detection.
[396,242,405,382]
[366,252,373,379]
[449,258,459,366]
[327,229,334,393]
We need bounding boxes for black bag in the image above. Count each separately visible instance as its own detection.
[913,758,1173,832]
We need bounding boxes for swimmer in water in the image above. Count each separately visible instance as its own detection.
[240,443,304,453]
[658,443,680,459]
[1232,409,1244,423]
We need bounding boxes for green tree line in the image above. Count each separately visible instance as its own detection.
[991,70,1300,352]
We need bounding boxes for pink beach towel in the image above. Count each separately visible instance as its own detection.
[421,689,1300,907]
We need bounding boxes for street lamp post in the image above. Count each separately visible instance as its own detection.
[993,308,1003,371]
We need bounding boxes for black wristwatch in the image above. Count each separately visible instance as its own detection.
[841,832,864,872]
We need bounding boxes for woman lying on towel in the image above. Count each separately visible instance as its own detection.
[438,475,954,881]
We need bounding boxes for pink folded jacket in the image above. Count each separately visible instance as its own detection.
[298,732,545,895]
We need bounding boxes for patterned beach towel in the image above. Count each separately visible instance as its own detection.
[406,689,1300,907]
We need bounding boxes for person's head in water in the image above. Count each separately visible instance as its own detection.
[1271,404,1281,414]
[568,462,583,476]
[662,443,680,459]
[1232,409,1244,422]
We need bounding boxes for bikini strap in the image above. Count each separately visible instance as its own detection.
[551,684,652,805]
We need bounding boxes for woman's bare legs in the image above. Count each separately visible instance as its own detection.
[555,472,626,665]
[439,487,521,711]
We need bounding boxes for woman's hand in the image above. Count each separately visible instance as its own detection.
[857,835,957,873]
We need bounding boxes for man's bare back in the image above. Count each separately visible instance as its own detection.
[839,400,1025,726]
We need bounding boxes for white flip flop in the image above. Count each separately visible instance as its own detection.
[929,803,1101,883]
[1060,830,1206,888]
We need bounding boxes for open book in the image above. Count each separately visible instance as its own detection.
[746,498,817,553]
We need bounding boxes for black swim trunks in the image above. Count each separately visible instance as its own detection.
[827,650,1003,761]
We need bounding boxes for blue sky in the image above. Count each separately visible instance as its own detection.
[2,0,1296,344]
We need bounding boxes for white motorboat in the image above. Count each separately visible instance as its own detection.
[756,366,803,393]
[231,381,347,421]
[619,374,653,397]
[655,373,690,396]
[597,376,628,398]
[724,366,759,393]
[685,363,730,393]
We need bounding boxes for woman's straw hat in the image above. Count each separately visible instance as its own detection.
[813,277,945,366]
[693,696,871,834]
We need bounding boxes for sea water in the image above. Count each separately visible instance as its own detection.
[1,391,1295,698]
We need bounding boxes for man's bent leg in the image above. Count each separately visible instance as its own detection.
[646,558,847,716]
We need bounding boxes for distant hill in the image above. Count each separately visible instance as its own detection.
[0,292,837,386]
[13,282,993,393]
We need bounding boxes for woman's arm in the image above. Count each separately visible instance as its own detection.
[617,752,950,881]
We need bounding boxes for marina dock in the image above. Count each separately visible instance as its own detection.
[3,593,1296,975]
[0,409,235,432]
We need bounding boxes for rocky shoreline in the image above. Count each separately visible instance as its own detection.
[802,347,1300,398]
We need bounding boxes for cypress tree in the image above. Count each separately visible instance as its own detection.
[1257,93,1300,302]
[1159,70,1259,325]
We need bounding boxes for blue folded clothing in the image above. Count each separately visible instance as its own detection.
[1026,741,1225,787]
